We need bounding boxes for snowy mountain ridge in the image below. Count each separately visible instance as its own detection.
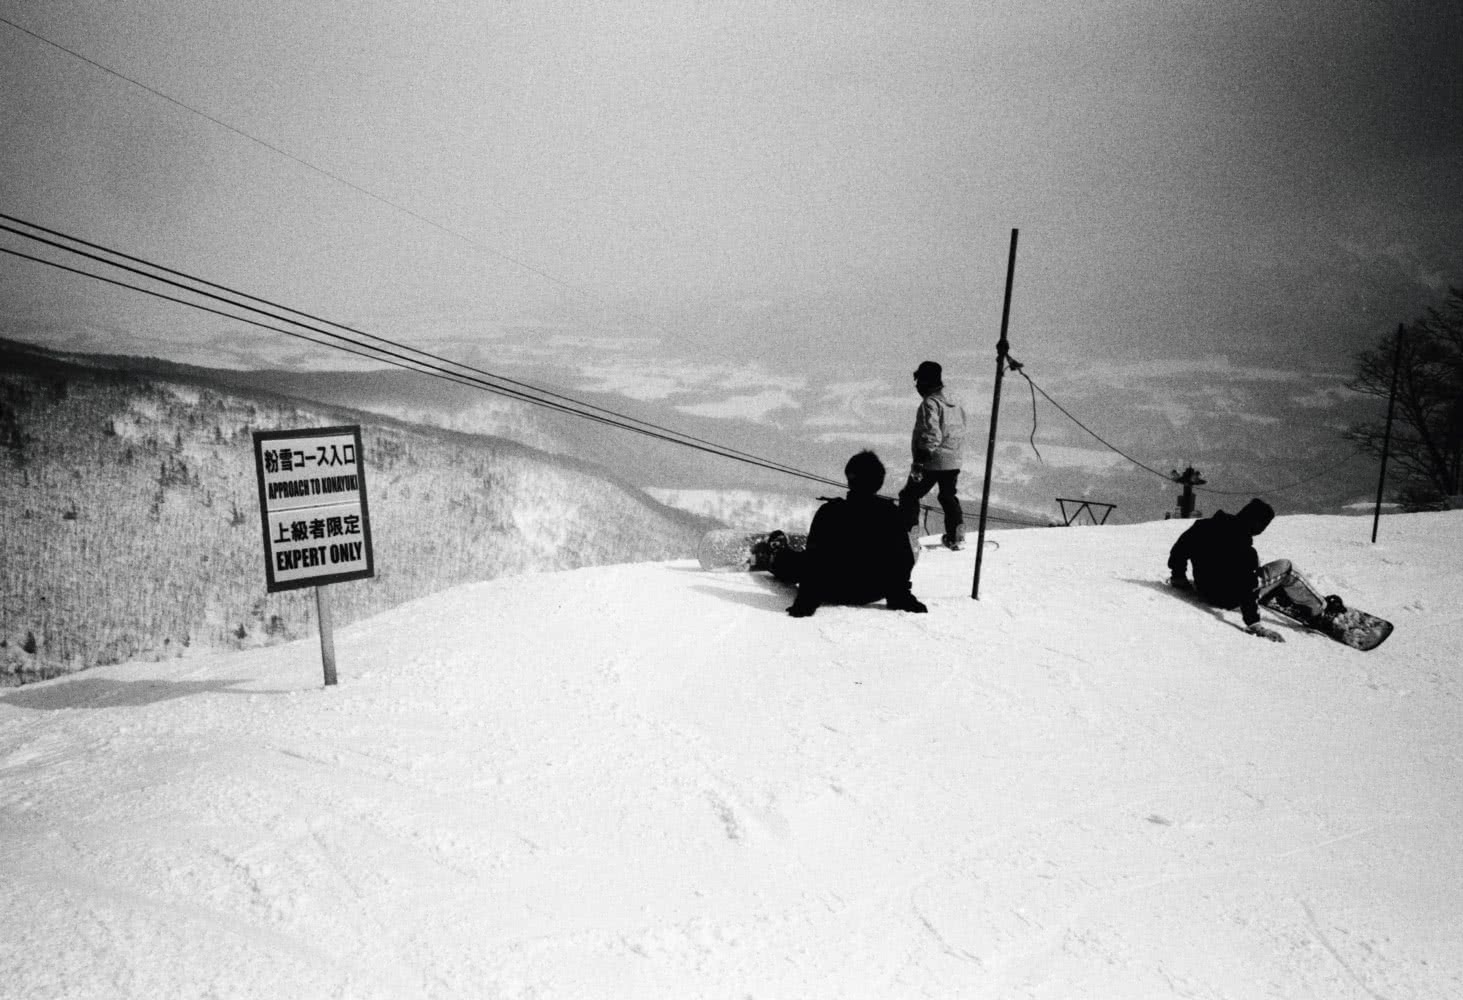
[0,340,714,679]
[2,512,1460,998]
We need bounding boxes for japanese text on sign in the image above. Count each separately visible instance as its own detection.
[253,426,375,593]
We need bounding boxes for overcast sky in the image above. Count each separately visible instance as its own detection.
[2,0,1460,426]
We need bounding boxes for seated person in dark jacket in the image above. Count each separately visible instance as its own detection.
[786,450,927,618]
[1167,497,1343,643]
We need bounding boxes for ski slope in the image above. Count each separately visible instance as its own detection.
[3,512,1460,999]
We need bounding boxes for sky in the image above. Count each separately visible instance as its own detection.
[2,1,1460,459]
[3,511,1460,996]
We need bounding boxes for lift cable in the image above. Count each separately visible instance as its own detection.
[1011,361,1370,497]
[0,212,815,484]
[0,20,1053,524]
[2,227,1050,526]
[0,233,834,487]
[0,15,658,331]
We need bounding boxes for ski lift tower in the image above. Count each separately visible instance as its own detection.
[1169,466,1205,519]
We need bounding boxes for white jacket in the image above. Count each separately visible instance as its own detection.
[911,390,966,471]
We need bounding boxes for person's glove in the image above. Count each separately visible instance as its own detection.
[908,464,924,484]
[1169,576,1192,592]
[1247,623,1284,643]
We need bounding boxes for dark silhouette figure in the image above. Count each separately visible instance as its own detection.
[1167,498,1343,643]
[784,451,927,618]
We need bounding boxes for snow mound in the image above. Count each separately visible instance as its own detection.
[3,513,1460,999]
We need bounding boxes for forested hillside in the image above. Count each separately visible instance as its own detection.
[0,343,715,683]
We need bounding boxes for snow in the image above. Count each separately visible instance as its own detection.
[645,488,823,531]
[3,512,1461,999]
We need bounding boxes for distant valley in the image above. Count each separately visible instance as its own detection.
[0,339,715,682]
[1,337,1389,683]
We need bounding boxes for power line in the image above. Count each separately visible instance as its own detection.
[0,245,457,377]
[0,15,858,491]
[1014,366,1172,480]
[0,16,1051,526]
[1195,451,1371,496]
[1,219,1050,527]
[0,13,828,493]
[0,14,661,334]
[1,10,1053,529]
[0,245,706,454]
[1012,363,1371,498]
[0,225,826,486]
[0,212,818,486]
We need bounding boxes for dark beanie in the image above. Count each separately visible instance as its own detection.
[1238,498,1274,534]
[913,361,943,384]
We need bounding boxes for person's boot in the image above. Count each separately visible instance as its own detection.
[941,524,966,551]
[886,591,927,613]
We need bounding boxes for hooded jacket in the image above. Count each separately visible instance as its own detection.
[911,389,966,471]
[1167,500,1275,625]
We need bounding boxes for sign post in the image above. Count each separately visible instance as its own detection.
[253,425,374,686]
[315,586,338,687]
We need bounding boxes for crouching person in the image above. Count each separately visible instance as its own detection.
[785,450,927,618]
[1168,497,1344,642]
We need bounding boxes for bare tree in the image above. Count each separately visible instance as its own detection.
[1347,288,1463,508]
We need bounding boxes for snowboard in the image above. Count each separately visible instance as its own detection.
[697,528,807,573]
[1261,594,1394,652]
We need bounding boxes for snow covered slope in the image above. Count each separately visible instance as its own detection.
[3,513,1460,999]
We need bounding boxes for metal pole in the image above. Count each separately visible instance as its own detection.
[316,586,338,686]
[1371,324,1405,544]
[973,228,1019,599]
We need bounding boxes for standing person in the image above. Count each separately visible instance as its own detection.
[1167,497,1346,643]
[785,451,927,618]
[898,361,967,550]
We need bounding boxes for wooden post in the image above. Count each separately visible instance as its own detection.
[1371,324,1405,544]
[316,586,338,686]
[973,229,1019,599]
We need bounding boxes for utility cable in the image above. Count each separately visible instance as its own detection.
[0,230,833,487]
[0,246,676,444]
[0,246,449,378]
[1193,451,1371,496]
[1013,364,1172,480]
[2,225,1051,526]
[0,212,815,485]
[0,14,660,334]
[1012,363,1372,498]
[0,20,1049,525]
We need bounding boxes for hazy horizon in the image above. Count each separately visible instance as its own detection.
[3,2,1457,514]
